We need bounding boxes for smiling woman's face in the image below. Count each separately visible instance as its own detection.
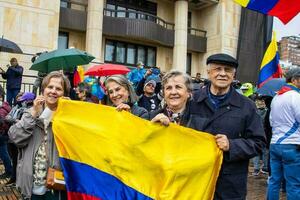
[163,75,190,112]
[43,77,64,110]
[106,81,129,106]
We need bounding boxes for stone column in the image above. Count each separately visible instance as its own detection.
[86,0,104,62]
[172,0,188,72]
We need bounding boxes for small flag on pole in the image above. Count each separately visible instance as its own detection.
[258,32,282,88]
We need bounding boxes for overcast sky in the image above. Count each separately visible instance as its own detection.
[273,13,300,41]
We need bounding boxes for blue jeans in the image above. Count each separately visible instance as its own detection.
[6,88,20,106]
[267,144,300,200]
[0,135,13,176]
[253,147,269,171]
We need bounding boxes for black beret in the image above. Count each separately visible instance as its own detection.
[206,53,238,68]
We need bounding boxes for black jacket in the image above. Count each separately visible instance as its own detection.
[191,86,266,200]
[1,65,23,89]
[150,86,266,200]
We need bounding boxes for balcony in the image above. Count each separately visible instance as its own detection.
[103,9,175,47]
[58,1,207,52]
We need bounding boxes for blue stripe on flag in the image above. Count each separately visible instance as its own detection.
[60,158,153,200]
[258,53,279,85]
[276,121,300,144]
[247,0,279,14]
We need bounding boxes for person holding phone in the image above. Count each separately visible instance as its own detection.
[8,71,70,200]
[0,58,24,106]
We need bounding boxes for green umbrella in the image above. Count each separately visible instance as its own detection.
[30,48,95,73]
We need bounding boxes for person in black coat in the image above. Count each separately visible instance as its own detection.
[191,53,266,200]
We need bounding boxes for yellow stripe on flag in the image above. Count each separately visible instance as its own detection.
[77,65,85,82]
[53,99,223,200]
[260,32,278,69]
[234,0,250,7]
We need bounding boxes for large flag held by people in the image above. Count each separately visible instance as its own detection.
[258,32,282,88]
[234,0,300,24]
[52,99,223,200]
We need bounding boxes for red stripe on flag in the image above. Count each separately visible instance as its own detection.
[268,0,300,24]
[68,191,102,200]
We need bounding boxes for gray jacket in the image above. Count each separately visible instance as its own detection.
[8,110,61,199]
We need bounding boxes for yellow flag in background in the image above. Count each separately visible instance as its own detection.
[53,99,223,200]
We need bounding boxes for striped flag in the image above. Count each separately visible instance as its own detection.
[258,32,282,88]
[52,99,223,200]
[235,0,300,24]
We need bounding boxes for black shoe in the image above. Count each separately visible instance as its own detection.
[0,173,11,179]
[5,178,16,186]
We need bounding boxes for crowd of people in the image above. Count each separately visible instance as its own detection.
[0,53,299,200]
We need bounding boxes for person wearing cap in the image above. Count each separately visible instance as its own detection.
[267,68,300,200]
[137,79,162,112]
[136,68,162,112]
[190,53,266,199]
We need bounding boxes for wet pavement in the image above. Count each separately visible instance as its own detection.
[0,165,286,199]
[247,168,286,200]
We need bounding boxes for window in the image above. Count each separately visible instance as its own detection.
[188,11,192,34]
[116,6,126,17]
[58,32,69,49]
[137,46,146,64]
[105,41,115,62]
[116,42,126,63]
[60,0,70,8]
[127,45,136,64]
[147,48,156,67]
[105,40,156,67]
[106,0,157,17]
[106,4,116,17]
[186,53,192,75]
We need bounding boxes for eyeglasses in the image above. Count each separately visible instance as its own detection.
[210,66,235,74]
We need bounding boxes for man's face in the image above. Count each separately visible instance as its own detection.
[207,63,235,90]
[144,83,155,95]
[196,73,201,79]
[10,60,18,67]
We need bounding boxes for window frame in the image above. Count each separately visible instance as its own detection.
[104,39,157,68]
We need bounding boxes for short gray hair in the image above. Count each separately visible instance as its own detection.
[104,75,138,106]
[162,70,193,93]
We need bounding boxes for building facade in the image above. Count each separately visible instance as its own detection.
[0,0,241,81]
[278,35,300,67]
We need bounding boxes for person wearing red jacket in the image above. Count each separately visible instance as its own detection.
[0,94,12,179]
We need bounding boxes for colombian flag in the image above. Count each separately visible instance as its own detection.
[52,99,223,200]
[235,0,300,24]
[73,66,85,87]
[258,32,282,88]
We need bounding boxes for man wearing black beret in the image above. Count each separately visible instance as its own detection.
[189,53,266,199]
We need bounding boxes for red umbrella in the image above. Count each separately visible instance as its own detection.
[84,63,130,76]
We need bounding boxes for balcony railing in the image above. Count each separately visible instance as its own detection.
[188,27,206,37]
[60,0,88,11]
[0,75,38,96]
[104,8,175,30]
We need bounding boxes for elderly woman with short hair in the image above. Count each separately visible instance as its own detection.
[105,75,149,120]
[150,70,193,126]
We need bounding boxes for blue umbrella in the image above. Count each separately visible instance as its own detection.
[256,78,286,97]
